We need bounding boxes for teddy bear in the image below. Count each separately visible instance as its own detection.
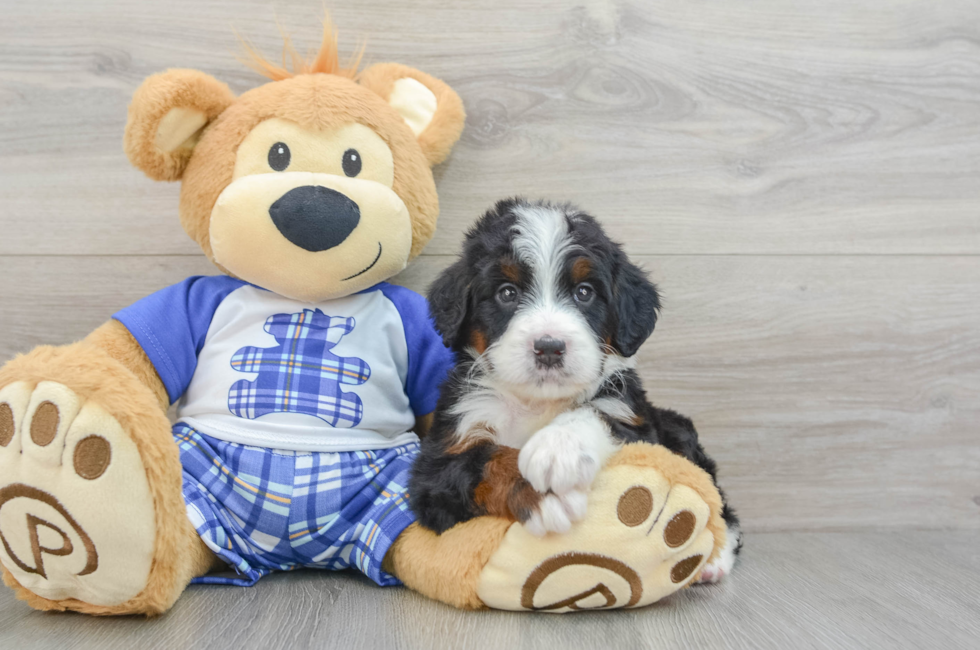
[0,21,726,615]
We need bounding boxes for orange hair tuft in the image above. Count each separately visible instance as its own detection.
[238,16,365,81]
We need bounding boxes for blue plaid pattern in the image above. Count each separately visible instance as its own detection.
[174,423,417,587]
[228,309,371,427]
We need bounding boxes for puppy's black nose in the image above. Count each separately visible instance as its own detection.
[269,185,360,252]
[534,336,566,368]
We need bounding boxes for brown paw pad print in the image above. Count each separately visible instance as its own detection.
[516,483,708,610]
[0,383,124,576]
[616,485,703,584]
[0,403,15,447]
[0,398,113,579]
[26,401,112,480]
[0,380,158,605]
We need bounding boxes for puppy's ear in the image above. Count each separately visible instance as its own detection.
[610,254,661,357]
[124,69,235,181]
[428,258,471,348]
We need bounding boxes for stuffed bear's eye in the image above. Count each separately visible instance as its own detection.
[574,283,595,304]
[496,283,520,305]
[268,142,290,171]
[342,149,362,177]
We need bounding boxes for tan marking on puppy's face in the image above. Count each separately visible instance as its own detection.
[500,261,520,283]
[209,117,412,302]
[469,329,488,355]
[571,257,592,284]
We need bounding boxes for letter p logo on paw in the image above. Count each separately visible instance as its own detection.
[0,484,98,579]
[0,381,157,607]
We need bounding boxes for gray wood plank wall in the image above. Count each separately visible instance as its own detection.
[1,0,978,534]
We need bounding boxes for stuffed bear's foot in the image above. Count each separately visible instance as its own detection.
[0,344,213,615]
[388,442,725,612]
[477,443,725,612]
[477,443,726,611]
[0,380,157,607]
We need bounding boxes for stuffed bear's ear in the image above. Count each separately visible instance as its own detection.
[124,69,235,181]
[359,63,465,167]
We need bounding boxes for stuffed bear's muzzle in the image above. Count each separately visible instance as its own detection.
[208,171,413,303]
[269,185,361,252]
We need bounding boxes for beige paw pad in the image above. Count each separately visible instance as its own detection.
[0,382,156,606]
[477,459,716,612]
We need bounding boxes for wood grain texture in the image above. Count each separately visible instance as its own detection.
[1,254,977,531]
[1,531,978,649]
[1,0,979,641]
[1,0,980,255]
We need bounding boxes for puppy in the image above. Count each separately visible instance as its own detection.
[410,198,742,582]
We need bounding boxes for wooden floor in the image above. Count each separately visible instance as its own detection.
[1,0,978,647]
[2,531,978,650]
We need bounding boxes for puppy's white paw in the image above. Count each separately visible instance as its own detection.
[696,563,727,584]
[696,524,741,584]
[558,488,588,522]
[523,490,588,537]
[519,425,599,495]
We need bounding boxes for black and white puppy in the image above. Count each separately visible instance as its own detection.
[410,198,741,582]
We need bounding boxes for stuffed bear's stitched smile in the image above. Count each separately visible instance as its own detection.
[342,242,383,281]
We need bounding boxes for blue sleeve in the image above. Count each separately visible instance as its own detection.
[112,275,246,404]
[379,284,455,417]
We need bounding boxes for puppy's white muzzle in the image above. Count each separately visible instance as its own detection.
[488,305,603,399]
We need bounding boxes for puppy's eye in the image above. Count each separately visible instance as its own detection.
[574,283,595,304]
[496,283,520,305]
[342,148,362,177]
[268,142,290,171]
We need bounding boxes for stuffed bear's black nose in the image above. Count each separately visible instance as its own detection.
[533,336,566,368]
[269,185,360,252]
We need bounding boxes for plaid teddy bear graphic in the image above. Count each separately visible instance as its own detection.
[228,309,371,427]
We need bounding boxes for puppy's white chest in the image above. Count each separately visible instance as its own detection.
[451,385,571,448]
[487,397,565,449]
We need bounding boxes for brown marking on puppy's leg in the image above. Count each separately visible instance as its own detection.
[474,447,520,518]
[474,446,541,522]
[506,478,543,524]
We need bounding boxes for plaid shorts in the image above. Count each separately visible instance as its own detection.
[173,423,418,587]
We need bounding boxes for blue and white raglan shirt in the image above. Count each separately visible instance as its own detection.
[113,276,453,452]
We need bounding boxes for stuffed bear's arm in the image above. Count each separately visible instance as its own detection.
[83,319,169,411]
